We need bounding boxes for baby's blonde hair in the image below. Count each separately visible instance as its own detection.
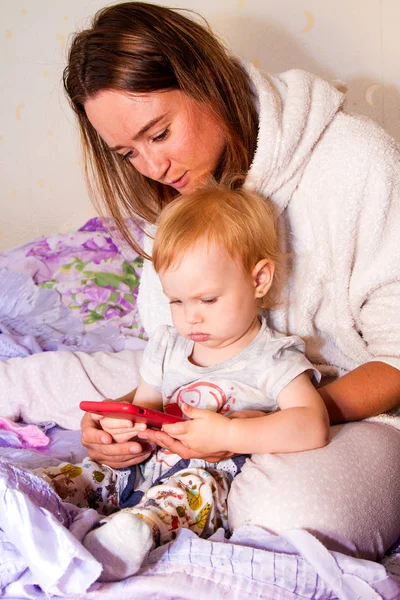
[152,186,283,309]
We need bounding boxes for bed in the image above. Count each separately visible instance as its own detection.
[0,219,399,599]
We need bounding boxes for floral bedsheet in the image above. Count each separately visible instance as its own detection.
[0,218,147,356]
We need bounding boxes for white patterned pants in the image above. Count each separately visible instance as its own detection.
[34,460,230,545]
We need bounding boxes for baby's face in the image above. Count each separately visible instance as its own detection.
[160,240,259,351]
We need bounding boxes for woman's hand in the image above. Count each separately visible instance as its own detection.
[80,410,155,469]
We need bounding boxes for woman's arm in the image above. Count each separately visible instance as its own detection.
[319,361,400,424]
[81,361,400,466]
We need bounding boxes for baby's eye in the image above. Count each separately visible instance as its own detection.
[201,298,217,304]
[169,299,182,305]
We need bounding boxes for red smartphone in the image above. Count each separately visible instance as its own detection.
[79,401,185,430]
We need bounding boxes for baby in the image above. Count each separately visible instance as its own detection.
[38,186,329,581]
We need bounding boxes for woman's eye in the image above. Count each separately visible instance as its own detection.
[202,298,217,304]
[119,129,168,161]
[152,128,169,143]
[121,150,134,161]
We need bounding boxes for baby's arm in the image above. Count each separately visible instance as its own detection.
[226,372,330,454]
[100,378,163,444]
[132,378,163,411]
[163,373,329,455]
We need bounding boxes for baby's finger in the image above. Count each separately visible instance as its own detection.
[100,417,135,430]
[102,424,146,436]
[90,413,104,422]
[161,422,190,436]
[131,422,148,433]
[111,432,142,444]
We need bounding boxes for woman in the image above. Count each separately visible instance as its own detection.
[30,1,400,560]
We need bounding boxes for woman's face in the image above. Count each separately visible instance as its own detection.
[85,89,226,194]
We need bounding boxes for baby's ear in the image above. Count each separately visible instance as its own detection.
[252,259,275,299]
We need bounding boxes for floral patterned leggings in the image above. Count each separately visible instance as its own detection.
[34,458,230,545]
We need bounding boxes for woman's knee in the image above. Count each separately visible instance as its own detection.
[228,422,400,560]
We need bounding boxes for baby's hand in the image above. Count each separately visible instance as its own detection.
[161,404,230,454]
[97,415,147,444]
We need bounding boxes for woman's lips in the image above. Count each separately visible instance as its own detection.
[169,171,189,190]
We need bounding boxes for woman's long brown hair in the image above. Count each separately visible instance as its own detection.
[64,2,258,255]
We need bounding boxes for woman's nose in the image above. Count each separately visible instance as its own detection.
[140,150,170,182]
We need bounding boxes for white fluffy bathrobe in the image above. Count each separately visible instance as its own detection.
[138,64,400,380]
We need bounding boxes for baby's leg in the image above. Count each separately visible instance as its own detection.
[133,467,230,545]
[33,457,122,515]
[83,467,230,581]
[83,511,154,582]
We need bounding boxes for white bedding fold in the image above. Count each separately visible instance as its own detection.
[0,350,142,430]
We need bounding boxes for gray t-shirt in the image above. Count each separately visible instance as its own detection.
[137,316,321,483]
[141,316,320,417]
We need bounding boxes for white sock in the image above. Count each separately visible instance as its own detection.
[83,511,154,582]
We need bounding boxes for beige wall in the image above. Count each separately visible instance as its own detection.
[1,0,399,250]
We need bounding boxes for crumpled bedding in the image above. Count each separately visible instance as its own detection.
[0,460,102,596]
[1,425,400,599]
